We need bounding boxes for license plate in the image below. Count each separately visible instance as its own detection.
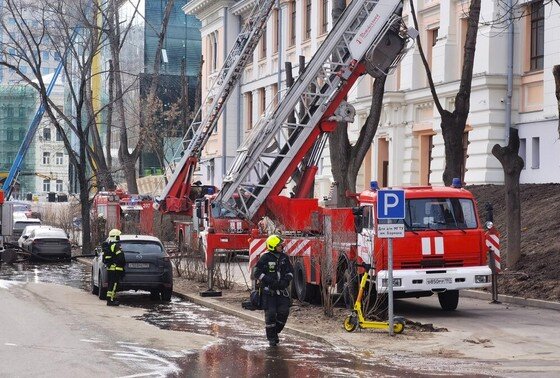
[128,263,150,269]
[426,277,452,285]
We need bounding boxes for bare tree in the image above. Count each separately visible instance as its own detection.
[328,1,388,207]
[0,0,114,252]
[105,0,176,194]
[409,0,481,186]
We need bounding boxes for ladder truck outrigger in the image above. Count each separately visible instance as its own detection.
[190,0,499,308]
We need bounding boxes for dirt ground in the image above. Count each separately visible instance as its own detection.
[467,184,560,302]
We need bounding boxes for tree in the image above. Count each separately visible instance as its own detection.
[328,1,389,207]
[105,0,176,194]
[409,0,481,186]
[0,0,112,253]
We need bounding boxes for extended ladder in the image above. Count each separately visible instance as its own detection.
[215,0,414,220]
[157,0,276,211]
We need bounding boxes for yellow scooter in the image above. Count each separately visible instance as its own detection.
[343,264,405,334]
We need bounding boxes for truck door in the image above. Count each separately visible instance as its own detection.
[357,205,375,265]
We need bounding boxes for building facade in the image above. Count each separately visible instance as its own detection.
[185,0,559,196]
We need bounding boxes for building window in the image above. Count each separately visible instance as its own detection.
[305,0,312,40]
[55,152,63,165]
[321,0,329,35]
[272,9,279,54]
[19,128,25,141]
[245,92,253,129]
[18,107,25,117]
[259,88,266,117]
[519,138,526,169]
[290,1,296,47]
[43,127,51,141]
[260,26,267,59]
[530,1,544,71]
[7,129,13,141]
[209,32,218,72]
[531,137,540,168]
[43,152,50,164]
[43,179,50,192]
[56,180,63,192]
[56,129,63,141]
[427,27,439,69]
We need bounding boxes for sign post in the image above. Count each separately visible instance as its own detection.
[377,189,405,336]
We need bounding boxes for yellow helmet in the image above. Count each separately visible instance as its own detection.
[108,228,121,242]
[266,234,283,251]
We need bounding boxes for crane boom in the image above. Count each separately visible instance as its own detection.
[157,0,277,213]
[214,0,414,220]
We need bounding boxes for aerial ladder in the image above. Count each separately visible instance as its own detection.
[217,0,414,218]
[196,0,416,295]
[156,0,277,215]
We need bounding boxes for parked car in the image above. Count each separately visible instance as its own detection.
[91,235,173,302]
[7,218,42,244]
[21,227,71,260]
[18,224,48,248]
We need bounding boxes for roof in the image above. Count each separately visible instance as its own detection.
[358,186,475,203]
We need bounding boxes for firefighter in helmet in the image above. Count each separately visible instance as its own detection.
[103,228,126,306]
[254,234,294,346]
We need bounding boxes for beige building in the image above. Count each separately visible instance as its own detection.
[184,0,560,197]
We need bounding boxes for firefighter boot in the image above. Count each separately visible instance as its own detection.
[107,300,120,306]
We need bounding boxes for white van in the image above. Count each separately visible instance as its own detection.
[8,218,42,244]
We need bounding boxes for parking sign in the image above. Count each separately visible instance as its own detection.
[377,189,405,220]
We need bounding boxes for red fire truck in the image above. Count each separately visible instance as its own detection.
[248,183,498,311]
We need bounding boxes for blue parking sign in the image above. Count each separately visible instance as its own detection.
[377,190,405,219]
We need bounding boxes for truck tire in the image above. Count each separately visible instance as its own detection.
[293,260,319,303]
[438,290,459,311]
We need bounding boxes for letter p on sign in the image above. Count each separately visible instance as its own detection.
[377,190,405,220]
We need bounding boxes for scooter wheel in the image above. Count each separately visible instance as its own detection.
[393,320,405,334]
[344,314,358,332]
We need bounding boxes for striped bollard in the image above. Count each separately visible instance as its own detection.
[485,229,501,304]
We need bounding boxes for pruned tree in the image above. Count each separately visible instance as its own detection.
[409,0,481,186]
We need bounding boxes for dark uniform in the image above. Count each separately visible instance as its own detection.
[103,230,126,306]
[254,235,294,346]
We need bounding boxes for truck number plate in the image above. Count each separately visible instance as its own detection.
[128,263,149,269]
[427,277,452,285]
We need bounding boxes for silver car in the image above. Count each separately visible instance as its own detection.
[21,227,71,260]
[91,235,173,302]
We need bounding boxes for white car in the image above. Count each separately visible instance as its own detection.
[18,225,48,248]
[7,218,42,244]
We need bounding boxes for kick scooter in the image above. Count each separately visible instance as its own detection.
[343,263,405,333]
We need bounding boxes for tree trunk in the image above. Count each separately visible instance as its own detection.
[554,65,560,138]
[440,110,467,185]
[492,128,524,270]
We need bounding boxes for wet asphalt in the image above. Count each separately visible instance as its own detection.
[0,261,488,377]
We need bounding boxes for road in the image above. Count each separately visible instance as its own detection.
[1,261,559,377]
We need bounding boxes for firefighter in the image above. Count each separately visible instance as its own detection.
[254,234,294,346]
[103,228,126,306]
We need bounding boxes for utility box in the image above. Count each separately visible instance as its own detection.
[1,202,14,236]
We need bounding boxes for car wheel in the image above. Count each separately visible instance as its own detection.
[149,290,160,300]
[98,272,108,300]
[161,288,172,302]
[438,290,459,311]
[91,268,99,295]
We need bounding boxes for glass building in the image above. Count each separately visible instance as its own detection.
[119,0,202,176]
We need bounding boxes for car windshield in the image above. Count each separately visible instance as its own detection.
[404,198,478,230]
[120,241,164,255]
[35,230,67,239]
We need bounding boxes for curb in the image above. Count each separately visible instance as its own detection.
[461,289,560,311]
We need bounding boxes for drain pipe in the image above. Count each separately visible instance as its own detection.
[504,0,514,142]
